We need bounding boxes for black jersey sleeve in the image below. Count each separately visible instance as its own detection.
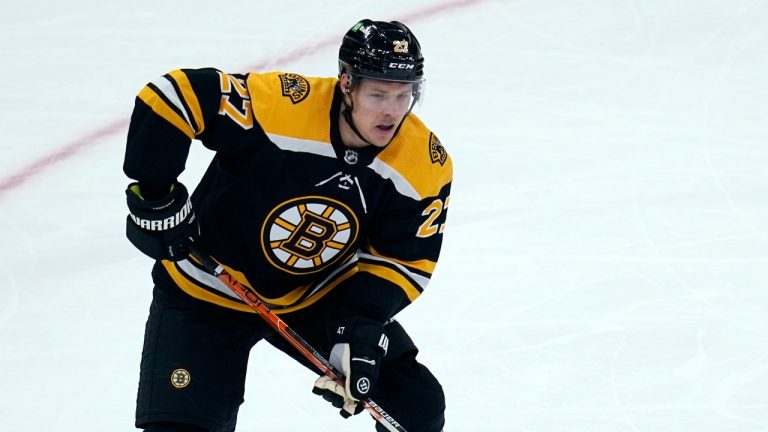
[123,68,264,185]
[333,180,453,323]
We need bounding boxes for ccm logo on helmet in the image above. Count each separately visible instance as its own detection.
[388,63,415,70]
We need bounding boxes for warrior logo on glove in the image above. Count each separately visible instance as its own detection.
[130,198,192,231]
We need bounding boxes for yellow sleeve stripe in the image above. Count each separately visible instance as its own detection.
[358,262,422,302]
[138,86,194,139]
[274,265,358,314]
[367,245,436,275]
[167,70,204,136]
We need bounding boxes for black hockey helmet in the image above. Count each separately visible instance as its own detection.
[338,19,424,84]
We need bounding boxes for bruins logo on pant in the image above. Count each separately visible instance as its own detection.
[261,196,358,275]
[170,368,191,389]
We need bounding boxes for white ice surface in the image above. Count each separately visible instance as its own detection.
[1,0,767,431]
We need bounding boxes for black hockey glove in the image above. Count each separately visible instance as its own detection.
[312,318,388,418]
[125,182,200,261]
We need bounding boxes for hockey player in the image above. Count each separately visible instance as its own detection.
[124,19,451,432]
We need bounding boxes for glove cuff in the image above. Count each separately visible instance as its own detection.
[331,317,388,356]
[125,181,198,261]
[126,182,193,232]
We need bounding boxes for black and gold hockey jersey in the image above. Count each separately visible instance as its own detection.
[124,68,452,322]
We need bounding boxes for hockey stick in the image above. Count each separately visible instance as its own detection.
[187,246,408,432]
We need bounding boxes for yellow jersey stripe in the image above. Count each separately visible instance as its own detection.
[162,260,256,313]
[161,259,358,315]
[167,257,322,308]
[368,245,436,275]
[247,73,336,144]
[199,258,314,307]
[374,115,452,200]
[138,86,194,139]
[357,262,422,302]
[167,70,205,136]
[275,265,358,314]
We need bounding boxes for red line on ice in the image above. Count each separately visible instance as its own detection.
[0,0,486,201]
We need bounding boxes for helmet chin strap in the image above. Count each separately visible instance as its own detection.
[341,93,375,147]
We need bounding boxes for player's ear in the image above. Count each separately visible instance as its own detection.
[339,73,352,94]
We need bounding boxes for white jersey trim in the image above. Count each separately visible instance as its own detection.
[177,259,241,301]
[268,133,422,201]
[358,251,431,290]
[367,159,421,201]
[151,76,194,132]
[303,253,360,299]
[267,133,336,158]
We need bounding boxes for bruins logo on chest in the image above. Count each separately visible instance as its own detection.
[261,196,359,275]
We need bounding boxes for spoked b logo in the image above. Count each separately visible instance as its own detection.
[261,196,359,275]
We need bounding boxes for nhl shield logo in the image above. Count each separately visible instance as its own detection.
[428,133,447,166]
[279,73,310,104]
[344,149,359,165]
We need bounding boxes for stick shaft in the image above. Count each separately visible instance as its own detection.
[188,248,407,432]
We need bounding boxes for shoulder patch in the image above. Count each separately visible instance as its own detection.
[429,132,447,166]
[279,73,310,104]
[372,115,452,201]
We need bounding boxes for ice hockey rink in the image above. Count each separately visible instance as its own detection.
[1,0,767,430]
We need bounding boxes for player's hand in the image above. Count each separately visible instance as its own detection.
[312,318,388,418]
[125,181,200,261]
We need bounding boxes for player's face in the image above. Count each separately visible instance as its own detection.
[349,79,415,147]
